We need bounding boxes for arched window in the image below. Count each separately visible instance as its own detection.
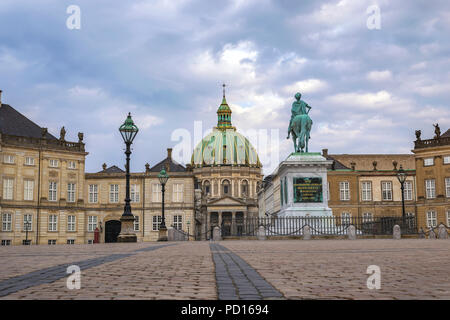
[203,180,211,195]
[222,179,230,196]
[241,180,248,197]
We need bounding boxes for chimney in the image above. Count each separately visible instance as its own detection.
[102,163,107,171]
[145,163,150,173]
[350,162,356,171]
[322,149,328,157]
[167,148,172,160]
[0,90,2,106]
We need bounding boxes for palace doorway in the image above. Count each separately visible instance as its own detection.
[105,220,121,243]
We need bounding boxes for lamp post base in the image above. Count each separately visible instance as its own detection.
[117,215,137,243]
[158,227,168,241]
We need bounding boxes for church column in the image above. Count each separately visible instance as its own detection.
[231,180,235,197]
[206,211,210,240]
[218,211,222,228]
[231,212,236,235]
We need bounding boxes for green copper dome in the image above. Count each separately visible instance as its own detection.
[191,89,261,167]
[191,128,261,167]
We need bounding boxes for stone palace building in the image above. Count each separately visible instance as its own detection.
[1,88,449,245]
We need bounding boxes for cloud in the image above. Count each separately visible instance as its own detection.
[283,79,328,94]
[366,70,393,82]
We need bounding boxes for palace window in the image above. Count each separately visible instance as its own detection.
[2,213,12,232]
[24,180,34,201]
[22,240,31,245]
[49,182,58,201]
[424,158,434,166]
[152,215,162,231]
[67,183,76,203]
[172,183,183,202]
[89,184,98,203]
[109,184,119,203]
[361,182,372,201]
[362,212,373,223]
[3,155,15,164]
[341,212,351,226]
[173,215,182,230]
[152,184,161,202]
[25,157,35,166]
[67,215,76,232]
[404,181,413,201]
[3,178,14,200]
[87,240,94,244]
[203,180,210,195]
[445,178,450,198]
[426,211,437,228]
[339,182,350,201]
[381,181,393,201]
[444,156,450,165]
[48,215,58,232]
[67,239,75,245]
[49,159,59,167]
[68,161,76,169]
[23,214,32,231]
[131,184,140,203]
[425,179,436,199]
[222,180,230,196]
[48,240,56,245]
[241,180,248,197]
[87,216,97,232]
[447,210,450,227]
[134,216,140,231]
[1,240,11,246]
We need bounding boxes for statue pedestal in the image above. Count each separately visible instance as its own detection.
[278,152,333,218]
[117,215,137,243]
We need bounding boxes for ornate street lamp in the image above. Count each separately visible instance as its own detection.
[397,165,407,224]
[117,113,139,243]
[158,168,169,241]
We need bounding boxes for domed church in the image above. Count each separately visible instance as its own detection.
[191,87,263,240]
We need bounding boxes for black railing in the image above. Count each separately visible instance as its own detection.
[219,215,418,237]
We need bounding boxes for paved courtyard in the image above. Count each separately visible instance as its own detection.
[0,239,449,300]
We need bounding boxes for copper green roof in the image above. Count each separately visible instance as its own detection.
[217,95,232,129]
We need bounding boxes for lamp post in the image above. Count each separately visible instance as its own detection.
[187,220,190,241]
[117,113,139,243]
[158,168,169,241]
[397,164,407,224]
[24,220,31,245]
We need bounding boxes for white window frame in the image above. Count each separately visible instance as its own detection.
[341,212,351,226]
[25,157,35,166]
[67,239,75,245]
[426,211,437,228]
[131,184,140,203]
[48,240,56,245]
[425,179,436,199]
[67,215,76,232]
[1,240,11,246]
[172,183,183,202]
[23,214,33,231]
[87,216,98,232]
[49,159,59,168]
[447,210,450,227]
[381,181,393,201]
[48,181,58,201]
[3,178,14,200]
[48,215,58,232]
[339,182,350,201]
[152,215,162,231]
[68,161,76,169]
[24,179,34,201]
[3,155,15,164]
[89,184,98,203]
[361,181,372,201]
[173,215,183,230]
[424,158,434,166]
[445,178,450,198]
[362,212,373,223]
[109,184,119,203]
[404,181,413,201]
[444,156,450,165]
[67,183,76,203]
[2,213,12,231]
[152,184,161,202]
[134,216,140,231]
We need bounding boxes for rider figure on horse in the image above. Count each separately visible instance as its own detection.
[287,92,311,139]
[287,92,313,153]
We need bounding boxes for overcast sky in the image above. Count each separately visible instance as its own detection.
[1,0,449,174]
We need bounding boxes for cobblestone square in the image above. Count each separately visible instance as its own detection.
[0,239,449,300]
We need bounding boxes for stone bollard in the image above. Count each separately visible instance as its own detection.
[213,226,222,241]
[393,225,401,240]
[257,226,266,240]
[303,225,311,240]
[347,225,356,240]
[429,228,436,239]
[419,228,426,239]
[167,227,175,241]
[438,224,449,239]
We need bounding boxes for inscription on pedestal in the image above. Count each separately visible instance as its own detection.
[293,177,323,203]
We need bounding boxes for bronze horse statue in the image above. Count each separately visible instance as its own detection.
[287,92,313,153]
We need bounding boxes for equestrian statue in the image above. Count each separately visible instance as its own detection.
[287,92,313,153]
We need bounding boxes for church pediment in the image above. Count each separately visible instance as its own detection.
[207,196,247,206]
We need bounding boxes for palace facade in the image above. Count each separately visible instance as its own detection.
[1,87,449,245]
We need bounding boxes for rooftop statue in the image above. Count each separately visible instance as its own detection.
[287,92,313,153]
